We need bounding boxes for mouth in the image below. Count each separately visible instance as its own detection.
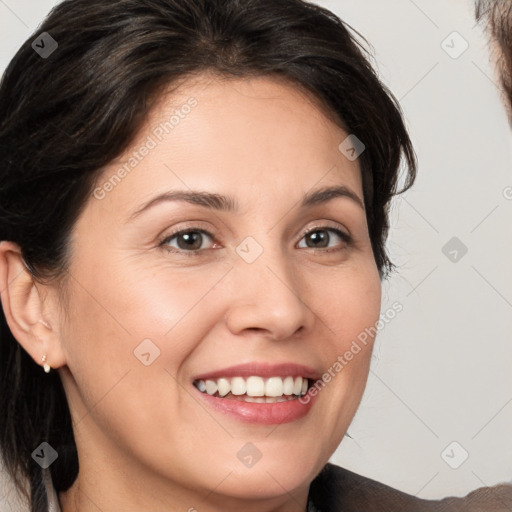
[193,375,311,403]
[191,363,320,424]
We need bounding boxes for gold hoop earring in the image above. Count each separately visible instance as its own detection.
[41,354,51,374]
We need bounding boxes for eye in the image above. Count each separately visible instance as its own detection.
[159,228,215,254]
[159,225,351,255]
[297,226,351,252]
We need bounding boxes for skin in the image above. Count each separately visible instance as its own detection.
[0,73,381,512]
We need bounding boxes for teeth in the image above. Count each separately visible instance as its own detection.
[244,396,266,403]
[217,378,230,397]
[265,377,284,397]
[194,376,309,398]
[293,376,303,395]
[231,377,246,395]
[283,376,294,395]
[205,380,217,395]
[246,376,265,397]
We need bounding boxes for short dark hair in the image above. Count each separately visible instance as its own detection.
[0,0,416,510]
[475,0,512,110]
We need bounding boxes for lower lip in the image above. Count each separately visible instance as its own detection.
[193,387,317,425]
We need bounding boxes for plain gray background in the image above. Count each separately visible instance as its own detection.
[0,0,511,507]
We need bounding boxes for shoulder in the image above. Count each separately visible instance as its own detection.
[308,462,434,511]
[308,463,512,512]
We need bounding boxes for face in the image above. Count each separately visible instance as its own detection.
[55,73,381,509]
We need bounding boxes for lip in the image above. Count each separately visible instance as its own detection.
[191,362,321,425]
[192,362,322,382]
[193,385,318,425]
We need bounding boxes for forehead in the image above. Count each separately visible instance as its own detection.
[89,73,363,219]
[151,71,348,130]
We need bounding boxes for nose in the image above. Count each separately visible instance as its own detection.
[224,246,315,341]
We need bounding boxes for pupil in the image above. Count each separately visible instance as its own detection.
[308,230,328,247]
[179,232,201,250]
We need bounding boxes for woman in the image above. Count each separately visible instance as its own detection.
[0,0,510,511]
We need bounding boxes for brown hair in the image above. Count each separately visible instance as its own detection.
[476,0,512,112]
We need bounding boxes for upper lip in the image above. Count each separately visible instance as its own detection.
[192,362,322,382]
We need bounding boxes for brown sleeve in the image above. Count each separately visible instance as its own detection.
[433,484,512,512]
[309,463,512,512]
[309,463,439,511]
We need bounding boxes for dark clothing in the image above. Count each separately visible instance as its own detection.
[308,463,512,512]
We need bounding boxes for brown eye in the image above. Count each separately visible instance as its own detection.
[160,229,214,252]
[305,230,329,248]
[297,227,351,251]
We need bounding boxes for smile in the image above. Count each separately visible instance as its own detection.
[193,375,310,403]
[191,363,320,424]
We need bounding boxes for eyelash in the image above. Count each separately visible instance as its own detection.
[158,224,352,256]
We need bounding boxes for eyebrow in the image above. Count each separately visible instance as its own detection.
[126,184,364,223]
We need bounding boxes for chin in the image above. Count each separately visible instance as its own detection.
[210,445,325,500]
[213,468,312,501]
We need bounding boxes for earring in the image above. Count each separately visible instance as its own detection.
[41,354,51,374]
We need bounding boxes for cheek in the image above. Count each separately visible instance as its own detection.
[316,262,381,353]
[295,264,380,459]
[60,260,232,415]
[65,259,227,349]
[313,262,381,402]
[58,266,210,450]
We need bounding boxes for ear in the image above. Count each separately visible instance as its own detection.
[0,241,66,371]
